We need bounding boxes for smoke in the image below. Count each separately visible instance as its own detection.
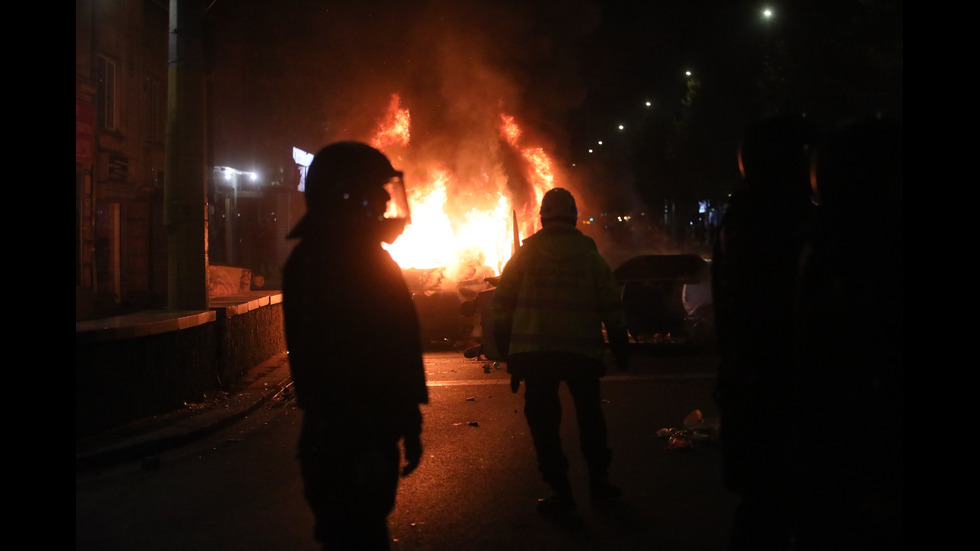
[213,0,651,267]
[286,0,601,214]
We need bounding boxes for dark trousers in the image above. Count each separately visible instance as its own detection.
[512,353,612,493]
[298,414,401,551]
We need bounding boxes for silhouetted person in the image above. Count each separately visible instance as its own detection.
[492,187,629,517]
[282,142,428,551]
[711,112,819,550]
[794,116,903,551]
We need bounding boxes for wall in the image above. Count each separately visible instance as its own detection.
[75,292,285,438]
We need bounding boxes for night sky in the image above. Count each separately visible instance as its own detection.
[206,0,902,215]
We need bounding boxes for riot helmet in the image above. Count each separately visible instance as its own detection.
[539,188,578,226]
[288,141,410,243]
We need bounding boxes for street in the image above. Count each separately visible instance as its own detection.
[76,348,737,551]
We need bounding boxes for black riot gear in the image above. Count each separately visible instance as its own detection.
[288,141,410,243]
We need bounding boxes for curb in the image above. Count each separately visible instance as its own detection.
[76,354,293,474]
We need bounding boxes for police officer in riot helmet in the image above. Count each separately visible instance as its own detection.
[286,141,412,244]
[282,141,427,551]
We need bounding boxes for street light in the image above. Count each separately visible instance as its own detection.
[213,165,260,265]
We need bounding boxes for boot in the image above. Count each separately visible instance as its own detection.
[537,492,576,516]
[537,476,576,516]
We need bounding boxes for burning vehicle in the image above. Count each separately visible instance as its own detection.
[612,254,715,347]
[295,94,712,354]
[305,95,560,350]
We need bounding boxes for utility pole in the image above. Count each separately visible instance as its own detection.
[165,0,209,311]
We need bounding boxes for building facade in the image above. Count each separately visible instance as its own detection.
[76,0,170,321]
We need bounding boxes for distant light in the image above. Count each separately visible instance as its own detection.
[685,70,693,77]
[645,101,652,107]
[762,8,773,19]
[588,148,594,153]
[597,140,603,145]
[292,147,313,167]
[618,124,625,130]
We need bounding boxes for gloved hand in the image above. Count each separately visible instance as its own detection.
[401,433,422,476]
[507,362,524,394]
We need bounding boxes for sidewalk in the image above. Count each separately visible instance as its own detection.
[75,352,294,474]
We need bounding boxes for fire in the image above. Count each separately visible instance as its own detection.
[500,114,522,145]
[371,94,411,150]
[500,114,552,232]
[373,94,557,283]
[383,168,512,278]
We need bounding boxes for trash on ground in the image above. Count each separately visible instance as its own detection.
[658,409,720,451]
[666,435,694,451]
[683,409,704,428]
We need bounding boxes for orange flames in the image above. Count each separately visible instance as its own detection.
[374,94,556,283]
[500,114,552,228]
[371,94,411,150]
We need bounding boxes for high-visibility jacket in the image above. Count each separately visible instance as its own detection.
[492,223,628,362]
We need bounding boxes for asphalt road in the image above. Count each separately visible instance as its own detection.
[76,347,737,551]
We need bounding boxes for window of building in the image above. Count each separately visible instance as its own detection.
[144,76,164,144]
[96,55,118,131]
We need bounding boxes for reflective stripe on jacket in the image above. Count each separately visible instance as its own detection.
[492,223,627,362]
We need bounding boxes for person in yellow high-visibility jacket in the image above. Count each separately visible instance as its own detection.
[493,187,630,517]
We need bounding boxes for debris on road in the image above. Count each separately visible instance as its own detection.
[481,362,503,373]
[657,409,720,451]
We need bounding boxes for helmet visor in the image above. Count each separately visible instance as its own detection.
[383,172,411,223]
